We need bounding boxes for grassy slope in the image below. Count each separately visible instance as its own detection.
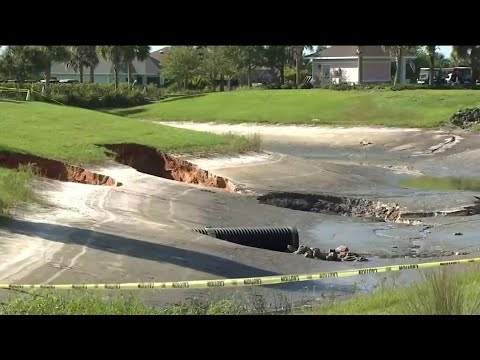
[109,89,480,128]
[0,101,255,164]
[303,267,480,315]
[0,101,258,214]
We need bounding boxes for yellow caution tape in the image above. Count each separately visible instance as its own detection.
[1,256,479,290]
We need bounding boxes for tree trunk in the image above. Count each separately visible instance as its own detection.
[113,66,118,91]
[394,51,403,86]
[358,54,363,84]
[89,66,94,83]
[79,66,84,83]
[295,51,302,86]
[228,78,231,91]
[470,47,479,86]
[429,52,435,86]
[45,61,52,95]
[247,69,251,88]
[219,74,225,92]
[280,65,285,84]
[211,74,216,92]
[128,63,132,88]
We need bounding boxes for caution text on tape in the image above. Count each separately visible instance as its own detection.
[1,256,478,290]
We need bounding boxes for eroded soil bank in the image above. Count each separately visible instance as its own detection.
[257,192,480,223]
[0,152,119,186]
[102,143,238,192]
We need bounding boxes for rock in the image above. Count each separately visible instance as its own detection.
[454,232,463,236]
[305,248,314,259]
[286,245,297,253]
[295,245,309,255]
[312,248,326,260]
[326,251,338,261]
[335,245,349,253]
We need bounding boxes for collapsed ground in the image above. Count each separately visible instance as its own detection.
[2,91,480,310]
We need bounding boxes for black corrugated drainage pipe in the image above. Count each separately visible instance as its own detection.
[192,226,300,252]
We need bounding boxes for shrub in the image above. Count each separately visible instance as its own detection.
[0,82,152,109]
[298,82,313,89]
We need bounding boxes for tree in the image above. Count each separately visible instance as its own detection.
[122,46,151,87]
[287,46,314,85]
[426,45,436,86]
[264,46,288,84]
[37,46,70,93]
[383,46,417,85]
[230,46,265,87]
[0,46,45,86]
[452,46,480,83]
[66,46,98,83]
[161,46,201,90]
[97,46,124,90]
[84,46,99,83]
[199,46,237,91]
[357,46,364,84]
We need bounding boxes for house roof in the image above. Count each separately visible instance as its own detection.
[306,46,417,59]
[150,47,171,63]
[51,56,161,75]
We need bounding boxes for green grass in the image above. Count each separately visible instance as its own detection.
[0,166,37,220]
[0,290,288,315]
[108,89,480,128]
[400,176,480,191]
[0,101,261,216]
[303,267,480,315]
[0,101,260,164]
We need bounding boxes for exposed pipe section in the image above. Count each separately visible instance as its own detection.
[192,226,300,252]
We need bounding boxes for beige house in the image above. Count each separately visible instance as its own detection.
[307,46,417,84]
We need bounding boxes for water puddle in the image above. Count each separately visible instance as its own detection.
[400,176,480,192]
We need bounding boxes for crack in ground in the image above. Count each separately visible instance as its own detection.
[100,143,243,193]
[0,151,119,186]
[257,192,480,224]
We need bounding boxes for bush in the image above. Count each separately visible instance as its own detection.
[0,82,154,109]
[298,82,313,89]
[280,83,292,89]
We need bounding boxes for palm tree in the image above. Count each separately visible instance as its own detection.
[426,45,436,86]
[85,46,99,83]
[452,46,479,85]
[37,46,70,94]
[291,46,314,85]
[97,46,124,90]
[382,46,417,85]
[357,46,363,84]
[66,46,91,83]
[122,46,151,88]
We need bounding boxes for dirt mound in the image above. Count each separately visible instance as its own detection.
[102,143,237,192]
[0,152,119,186]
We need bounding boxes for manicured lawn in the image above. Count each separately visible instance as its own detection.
[0,101,257,164]
[109,89,480,128]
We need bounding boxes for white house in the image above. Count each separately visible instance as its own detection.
[306,46,417,84]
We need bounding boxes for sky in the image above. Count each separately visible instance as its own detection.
[150,45,454,57]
